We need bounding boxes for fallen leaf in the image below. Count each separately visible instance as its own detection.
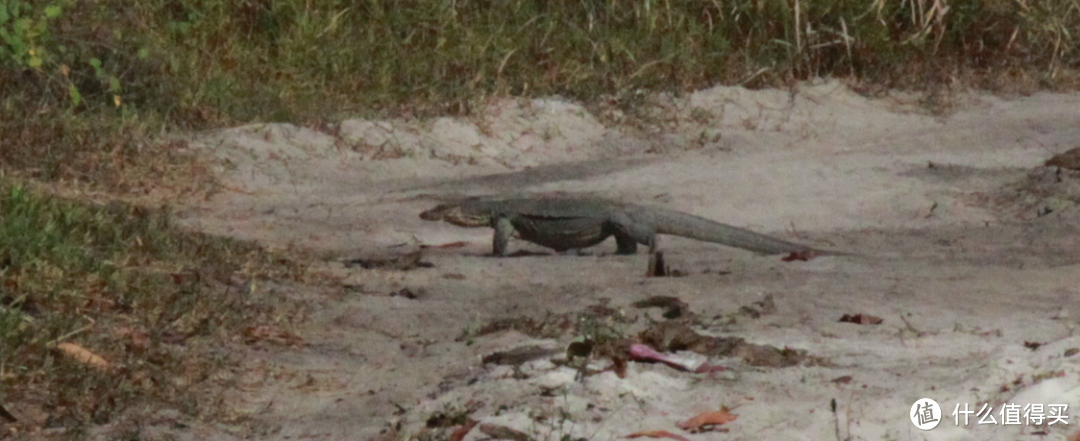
[54,342,109,370]
[479,423,530,441]
[421,241,469,249]
[448,419,478,441]
[782,250,822,262]
[628,343,706,372]
[676,407,738,432]
[830,375,854,384]
[1024,341,1043,350]
[0,403,16,422]
[612,357,628,378]
[838,313,883,325]
[626,430,692,441]
[1046,146,1080,170]
[481,345,559,366]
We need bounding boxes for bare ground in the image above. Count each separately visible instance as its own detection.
[160,81,1080,441]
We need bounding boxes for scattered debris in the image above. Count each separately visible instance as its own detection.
[638,319,808,368]
[482,345,560,366]
[479,423,531,441]
[241,325,306,347]
[782,249,822,262]
[343,250,433,270]
[449,419,479,441]
[830,375,854,384]
[1045,147,1080,170]
[625,430,692,441]
[566,340,593,359]
[632,296,691,319]
[112,325,151,354]
[1065,348,1079,357]
[838,313,883,325]
[628,343,726,373]
[425,409,474,428]
[676,407,738,433]
[737,294,777,318]
[390,288,421,299]
[0,403,16,422]
[421,241,469,249]
[734,344,808,367]
[1024,341,1043,350]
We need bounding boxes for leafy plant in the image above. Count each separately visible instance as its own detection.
[0,0,61,69]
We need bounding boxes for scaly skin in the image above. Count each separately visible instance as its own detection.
[420,196,836,257]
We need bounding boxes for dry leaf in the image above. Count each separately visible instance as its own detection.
[478,423,530,441]
[422,241,469,249]
[676,407,738,432]
[782,250,822,262]
[1046,147,1080,170]
[55,342,109,370]
[0,403,16,422]
[626,430,693,441]
[241,325,305,347]
[838,313,883,325]
[448,419,478,441]
[830,375,854,384]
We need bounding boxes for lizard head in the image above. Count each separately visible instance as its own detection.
[419,203,491,227]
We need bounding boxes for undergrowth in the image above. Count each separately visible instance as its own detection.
[0,182,305,437]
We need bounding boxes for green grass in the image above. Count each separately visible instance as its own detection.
[1,0,1079,186]
[0,182,304,435]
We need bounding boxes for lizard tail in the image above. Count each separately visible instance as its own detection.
[641,207,816,255]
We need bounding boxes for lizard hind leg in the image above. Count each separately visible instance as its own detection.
[609,218,656,254]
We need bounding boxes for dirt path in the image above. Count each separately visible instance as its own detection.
[173,81,1080,441]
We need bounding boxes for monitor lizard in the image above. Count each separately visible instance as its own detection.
[419,196,839,257]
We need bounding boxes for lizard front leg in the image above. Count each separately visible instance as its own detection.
[613,229,639,254]
[492,215,515,256]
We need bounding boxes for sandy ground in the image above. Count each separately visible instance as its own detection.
[167,81,1080,441]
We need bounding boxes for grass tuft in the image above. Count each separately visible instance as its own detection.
[0,182,304,435]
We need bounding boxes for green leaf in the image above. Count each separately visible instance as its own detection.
[45,6,62,19]
[28,55,41,67]
[68,83,82,106]
[137,48,148,59]
[108,77,120,93]
[89,57,101,69]
[13,17,30,32]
